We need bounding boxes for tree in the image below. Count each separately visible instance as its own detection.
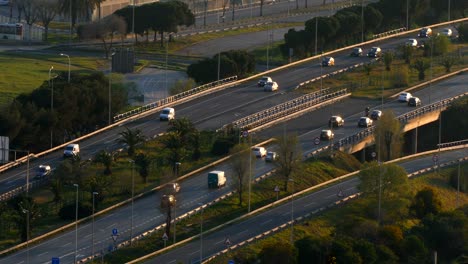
[275,133,302,192]
[36,0,59,40]
[229,144,251,206]
[17,0,39,42]
[258,241,297,264]
[374,110,403,161]
[441,97,468,142]
[135,153,151,183]
[295,236,329,264]
[77,14,127,59]
[117,127,146,157]
[423,35,450,57]
[399,44,414,64]
[409,187,442,219]
[358,162,409,200]
[457,23,468,42]
[401,235,429,264]
[383,51,394,71]
[161,132,186,167]
[440,56,457,73]
[412,59,430,81]
[59,0,104,28]
[169,78,196,96]
[94,150,114,175]
[9,195,40,242]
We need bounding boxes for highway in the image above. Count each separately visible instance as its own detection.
[0,33,424,194]
[144,148,468,264]
[0,71,466,263]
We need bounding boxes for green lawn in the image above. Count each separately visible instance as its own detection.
[0,53,108,107]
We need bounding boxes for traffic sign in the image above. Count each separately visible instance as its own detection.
[162,233,168,241]
[242,131,249,138]
[112,228,118,235]
[314,137,320,145]
[274,185,280,192]
[228,260,235,264]
[371,152,376,158]
[224,237,231,246]
[51,257,60,264]
[433,154,438,163]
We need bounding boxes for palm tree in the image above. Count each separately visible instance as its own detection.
[135,153,151,183]
[161,132,186,170]
[412,59,430,81]
[117,127,146,157]
[167,117,197,145]
[94,150,114,175]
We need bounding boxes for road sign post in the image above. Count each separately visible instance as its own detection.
[274,185,280,200]
[371,151,376,159]
[51,257,60,264]
[314,137,320,145]
[162,233,168,248]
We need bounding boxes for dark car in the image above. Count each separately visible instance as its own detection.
[367,47,382,58]
[358,117,373,128]
[160,194,176,208]
[320,130,334,140]
[322,57,335,66]
[329,116,344,128]
[408,97,422,107]
[370,110,382,120]
[350,47,363,57]
[164,182,180,194]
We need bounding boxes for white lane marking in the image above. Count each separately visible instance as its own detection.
[37,251,48,257]
[304,201,316,207]
[62,242,71,247]
[261,219,272,225]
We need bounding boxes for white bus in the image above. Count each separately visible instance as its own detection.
[0,23,23,40]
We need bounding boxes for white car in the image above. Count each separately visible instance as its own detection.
[265,151,278,162]
[398,92,412,102]
[358,117,373,128]
[440,28,452,37]
[320,130,334,140]
[264,81,278,92]
[159,107,175,121]
[253,147,267,158]
[406,38,418,47]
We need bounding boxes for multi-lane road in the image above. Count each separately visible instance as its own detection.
[144,148,468,264]
[1,67,466,264]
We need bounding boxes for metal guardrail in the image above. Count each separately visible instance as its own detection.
[221,88,348,131]
[372,27,407,39]
[0,178,48,202]
[0,154,35,174]
[113,76,238,122]
[304,92,468,157]
[437,139,468,149]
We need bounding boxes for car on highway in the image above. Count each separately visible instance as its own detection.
[350,47,363,57]
[160,194,176,208]
[160,107,175,121]
[398,92,412,102]
[35,165,51,179]
[408,97,422,107]
[418,27,432,38]
[370,110,382,120]
[265,151,278,162]
[328,115,344,128]
[358,117,373,127]
[320,129,334,140]
[264,81,279,92]
[258,76,272,87]
[322,57,335,66]
[253,147,267,158]
[440,28,452,37]
[164,182,180,194]
[63,143,80,158]
[406,38,418,47]
[367,47,382,58]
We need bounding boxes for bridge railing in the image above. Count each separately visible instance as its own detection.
[331,92,467,151]
[113,76,238,122]
[220,88,350,131]
[437,139,468,149]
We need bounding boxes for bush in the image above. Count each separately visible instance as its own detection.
[392,67,409,88]
[59,203,91,220]
[211,137,235,156]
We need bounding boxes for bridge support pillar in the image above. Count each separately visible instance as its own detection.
[411,127,418,154]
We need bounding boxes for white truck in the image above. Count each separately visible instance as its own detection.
[208,170,226,188]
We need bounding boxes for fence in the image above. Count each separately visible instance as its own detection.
[222,88,348,131]
[372,27,407,39]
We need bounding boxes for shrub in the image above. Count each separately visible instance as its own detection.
[58,203,91,220]
[392,67,409,88]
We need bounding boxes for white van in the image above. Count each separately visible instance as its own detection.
[160,107,175,121]
[208,171,226,188]
[63,144,80,158]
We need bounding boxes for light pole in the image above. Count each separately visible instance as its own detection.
[132,0,136,44]
[109,51,116,125]
[315,17,318,56]
[130,160,135,245]
[448,0,451,21]
[22,208,29,264]
[173,162,181,244]
[248,133,253,213]
[48,66,54,148]
[289,178,294,244]
[26,150,30,193]
[69,0,72,46]
[361,0,364,43]
[60,53,71,83]
[73,183,79,264]
[217,51,221,81]
[199,203,204,263]
[92,191,99,257]
[406,0,409,30]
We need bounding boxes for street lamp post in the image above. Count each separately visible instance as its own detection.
[289,178,294,244]
[109,52,116,125]
[22,208,29,264]
[130,160,135,245]
[248,133,253,213]
[60,53,71,83]
[73,183,79,264]
[174,162,181,244]
[361,0,364,43]
[48,66,54,148]
[26,150,30,193]
[199,203,204,263]
[92,191,99,257]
